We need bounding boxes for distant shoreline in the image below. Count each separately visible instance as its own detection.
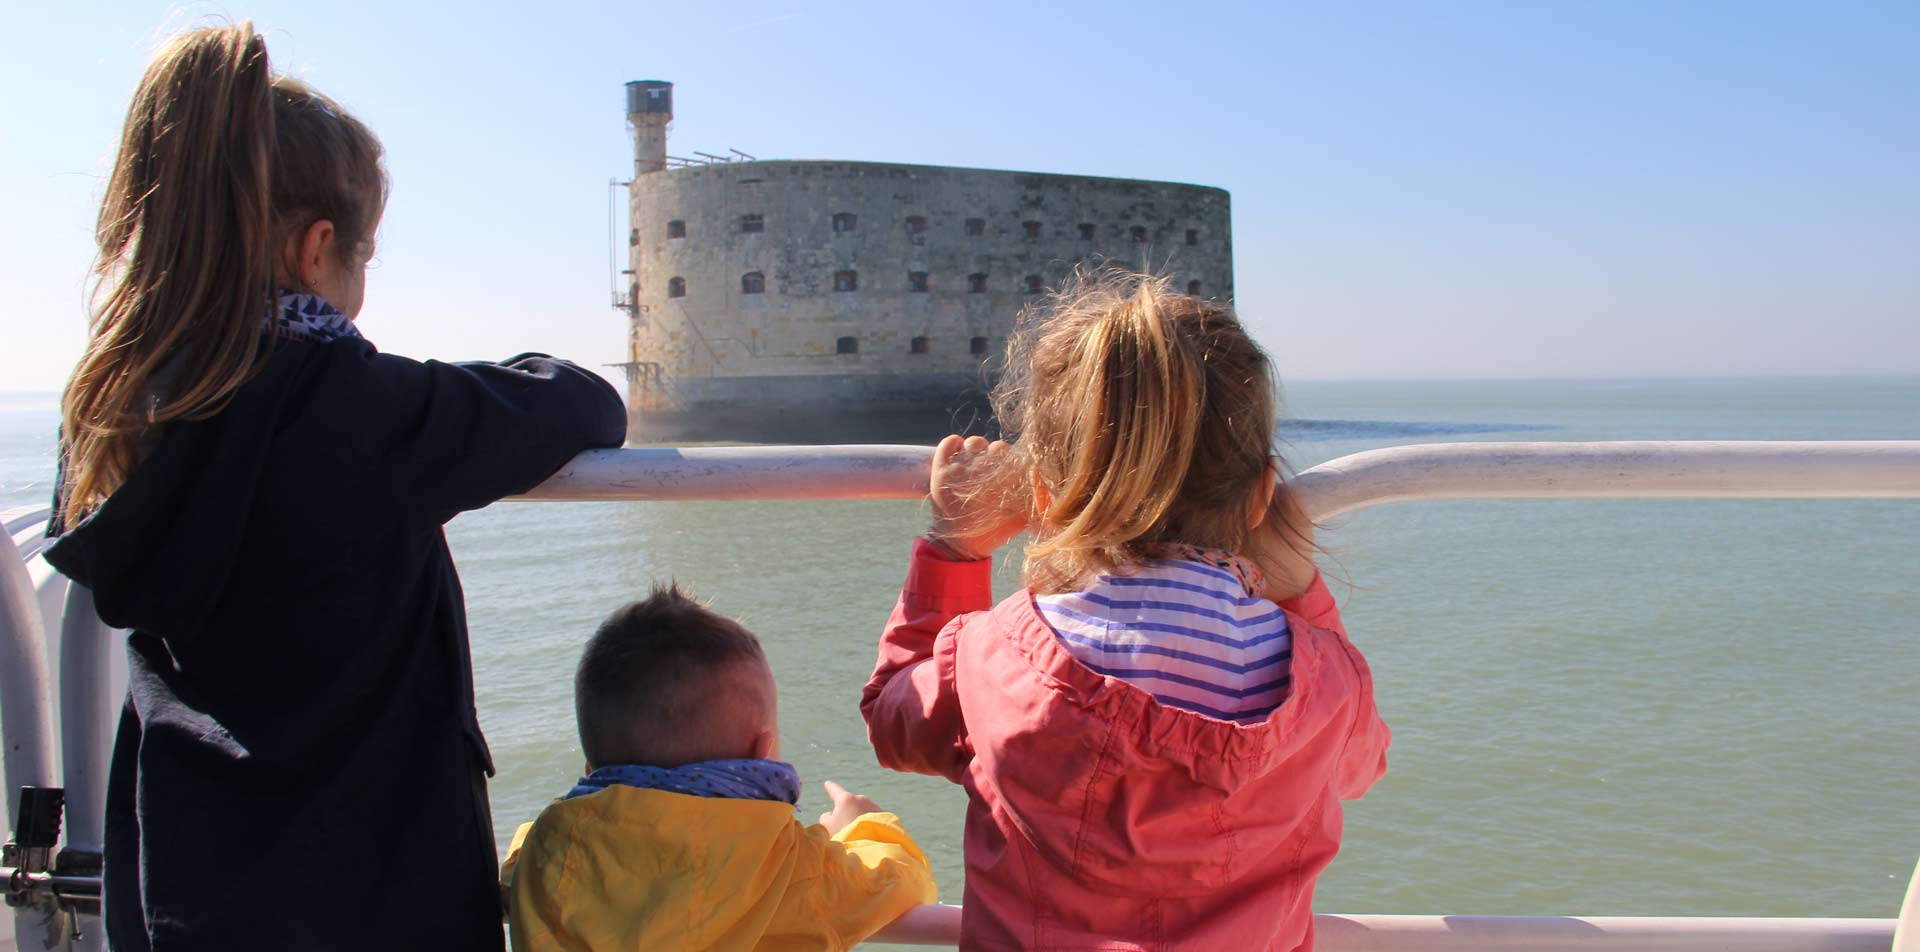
[6,371,1920,400]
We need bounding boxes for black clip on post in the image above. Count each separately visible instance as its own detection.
[4,786,66,906]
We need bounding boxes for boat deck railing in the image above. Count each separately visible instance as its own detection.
[6,440,1919,951]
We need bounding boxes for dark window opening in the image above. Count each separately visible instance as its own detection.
[967,272,988,293]
[1186,279,1202,296]
[1185,228,1199,245]
[1022,220,1042,239]
[833,213,857,233]
[906,216,927,234]
[1077,222,1095,240]
[836,336,858,354]
[969,336,989,355]
[910,336,930,354]
[965,218,986,237]
[834,270,859,292]
[742,272,765,294]
[1129,225,1147,243]
[740,214,764,233]
[667,276,686,298]
[1024,274,1043,294]
[629,228,639,246]
[667,219,686,239]
[908,271,929,293]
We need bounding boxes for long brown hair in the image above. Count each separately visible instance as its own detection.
[59,22,385,525]
[993,267,1309,594]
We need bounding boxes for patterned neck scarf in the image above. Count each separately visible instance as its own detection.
[565,759,801,805]
[269,291,364,344]
[1142,543,1265,597]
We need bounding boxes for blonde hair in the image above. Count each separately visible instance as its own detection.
[993,268,1306,594]
[59,22,386,525]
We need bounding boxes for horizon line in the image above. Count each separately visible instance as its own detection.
[4,370,1918,399]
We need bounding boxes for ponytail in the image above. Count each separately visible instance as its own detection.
[994,268,1290,594]
[1041,280,1203,555]
[59,22,385,526]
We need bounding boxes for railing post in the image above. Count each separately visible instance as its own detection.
[56,584,111,952]
[2,522,59,952]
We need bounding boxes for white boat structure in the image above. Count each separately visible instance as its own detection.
[6,440,1919,951]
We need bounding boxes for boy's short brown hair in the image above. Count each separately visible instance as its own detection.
[575,583,768,768]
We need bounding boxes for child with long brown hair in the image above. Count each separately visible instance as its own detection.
[44,23,624,950]
[862,269,1390,950]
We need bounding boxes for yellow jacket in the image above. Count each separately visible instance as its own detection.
[501,785,937,951]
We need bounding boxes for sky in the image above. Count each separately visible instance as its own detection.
[2,0,1916,393]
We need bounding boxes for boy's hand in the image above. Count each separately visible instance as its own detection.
[926,434,1031,560]
[818,780,882,836]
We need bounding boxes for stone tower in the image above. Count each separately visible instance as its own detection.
[625,80,671,176]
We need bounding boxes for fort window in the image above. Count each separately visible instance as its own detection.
[740,214,765,233]
[1130,225,1147,243]
[1022,220,1043,239]
[667,219,686,239]
[629,228,639,246]
[970,336,989,355]
[1077,223,1095,240]
[910,336,930,354]
[1024,274,1044,294]
[742,272,765,294]
[833,213,857,233]
[965,217,986,237]
[908,271,929,293]
[905,216,927,234]
[1185,228,1199,246]
[834,270,859,292]
[836,336,859,354]
[968,272,988,293]
[667,276,686,298]
[1186,279,1202,296]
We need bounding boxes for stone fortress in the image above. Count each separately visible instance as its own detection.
[618,80,1235,441]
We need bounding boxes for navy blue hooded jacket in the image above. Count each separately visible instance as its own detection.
[44,334,625,950]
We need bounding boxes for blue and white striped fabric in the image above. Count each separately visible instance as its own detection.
[1036,559,1292,724]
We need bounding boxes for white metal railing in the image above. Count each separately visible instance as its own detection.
[6,440,1918,952]
[510,441,1920,521]
[866,910,1897,949]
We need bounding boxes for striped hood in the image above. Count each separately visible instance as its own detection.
[1035,558,1293,724]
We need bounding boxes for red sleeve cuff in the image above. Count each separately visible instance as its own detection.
[906,537,994,606]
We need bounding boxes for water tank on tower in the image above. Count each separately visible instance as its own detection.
[626,80,673,175]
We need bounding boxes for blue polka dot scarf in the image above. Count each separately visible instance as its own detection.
[270,291,364,344]
[566,759,802,806]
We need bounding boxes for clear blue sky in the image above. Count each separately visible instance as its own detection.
[4,0,1916,392]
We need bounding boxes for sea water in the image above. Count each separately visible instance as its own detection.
[3,377,1916,924]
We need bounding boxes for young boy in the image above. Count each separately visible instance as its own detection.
[501,585,937,950]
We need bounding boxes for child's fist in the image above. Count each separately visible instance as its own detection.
[926,434,1031,560]
[818,780,882,836]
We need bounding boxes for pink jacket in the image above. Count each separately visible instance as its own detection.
[862,540,1390,951]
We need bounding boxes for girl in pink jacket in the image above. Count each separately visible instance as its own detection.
[862,269,1390,951]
